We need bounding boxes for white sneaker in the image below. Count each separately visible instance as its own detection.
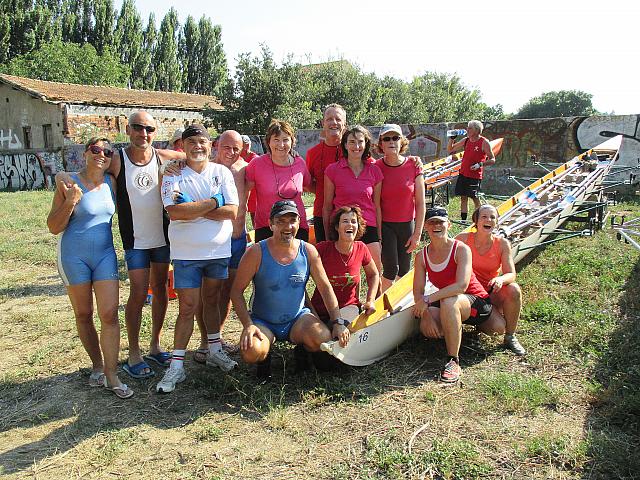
[206,350,238,372]
[156,366,186,393]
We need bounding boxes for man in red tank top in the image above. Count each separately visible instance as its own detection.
[413,207,506,383]
[447,120,495,221]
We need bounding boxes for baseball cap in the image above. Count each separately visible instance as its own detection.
[241,135,251,145]
[425,206,448,222]
[182,123,211,141]
[270,200,299,220]
[379,124,402,137]
[170,128,184,144]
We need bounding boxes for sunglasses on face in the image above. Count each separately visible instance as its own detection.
[130,123,156,133]
[88,145,114,157]
[381,135,401,142]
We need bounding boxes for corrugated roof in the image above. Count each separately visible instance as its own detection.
[0,73,222,111]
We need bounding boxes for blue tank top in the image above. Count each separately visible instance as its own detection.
[61,174,116,253]
[251,240,309,325]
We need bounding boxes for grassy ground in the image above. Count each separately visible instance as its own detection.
[0,190,639,479]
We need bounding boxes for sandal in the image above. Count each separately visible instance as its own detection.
[144,351,172,367]
[193,348,208,365]
[88,371,105,387]
[103,378,134,399]
[122,360,155,379]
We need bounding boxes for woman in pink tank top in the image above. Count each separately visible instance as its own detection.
[456,205,526,355]
[413,206,506,383]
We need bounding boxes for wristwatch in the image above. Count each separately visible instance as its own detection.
[334,317,351,328]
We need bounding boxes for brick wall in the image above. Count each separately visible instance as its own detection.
[66,114,193,143]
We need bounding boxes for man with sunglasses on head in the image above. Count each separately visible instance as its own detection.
[305,104,347,242]
[158,124,239,393]
[57,110,185,379]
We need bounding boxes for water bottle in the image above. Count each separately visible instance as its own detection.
[447,129,467,138]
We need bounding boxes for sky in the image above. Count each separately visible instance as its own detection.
[119,0,640,115]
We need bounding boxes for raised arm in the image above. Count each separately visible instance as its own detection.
[47,181,82,235]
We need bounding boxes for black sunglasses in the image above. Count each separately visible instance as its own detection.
[131,123,156,133]
[88,145,114,157]
[381,135,401,142]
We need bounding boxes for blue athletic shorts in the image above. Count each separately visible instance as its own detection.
[252,307,311,342]
[58,248,119,286]
[125,245,170,270]
[172,258,230,288]
[229,234,247,269]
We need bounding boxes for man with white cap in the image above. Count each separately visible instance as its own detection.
[157,124,239,393]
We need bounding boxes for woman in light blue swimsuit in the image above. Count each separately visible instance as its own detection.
[48,137,132,399]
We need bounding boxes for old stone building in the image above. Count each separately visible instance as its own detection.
[0,73,222,150]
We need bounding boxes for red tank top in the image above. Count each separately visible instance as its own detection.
[460,136,488,179]
[422,240,488,298]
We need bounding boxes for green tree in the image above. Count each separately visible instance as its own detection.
[0,40,129,86]
[113,0,142,86]
[515,90,598,118]
[196,16,227,97]
[153,7,180,91]
[135,12,156,89]
[91,0,114,55]
[179,15,199,93]
[0,13,10,63]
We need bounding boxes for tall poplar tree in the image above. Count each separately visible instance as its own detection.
[91,0,114,55]
[196,16,227,97]
[114,0,142,86]
[153,7,180,92]
[179,15,199,93]
[136,12,156,90]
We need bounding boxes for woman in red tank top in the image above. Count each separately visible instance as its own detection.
[456,205,526,355]
[413,206,506,383]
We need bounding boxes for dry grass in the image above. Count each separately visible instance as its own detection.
[1,191,639,479]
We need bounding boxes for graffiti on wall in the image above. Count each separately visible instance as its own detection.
[0,129,23,149]
[0,152,46,190]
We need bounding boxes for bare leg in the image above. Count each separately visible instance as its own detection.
[218,269,237,333]
[492,283,522,335]
[173,288,199,350]
[365,242,383,297]
[201,278,225,336]
[289,313,332,352]
[148,262,169,354]
[460,196,469,219]
[439,295,471,358]
[93,279,123,388]
[67,283,103,372]
[472,196,481,210]
[125,267,150,370]
[195,287,207,350]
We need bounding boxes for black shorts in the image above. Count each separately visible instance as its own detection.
[313,216,326,242]
[360,226,380,244]
[455,174,481,198]
[430,294,492,326]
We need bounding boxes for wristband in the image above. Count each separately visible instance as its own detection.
[211,193,225,208]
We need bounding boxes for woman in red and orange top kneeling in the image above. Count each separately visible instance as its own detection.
[311,206,379,325]
[413,206,506,384]
[455,204,526,355]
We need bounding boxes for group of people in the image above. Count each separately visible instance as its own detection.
[48,106,526,399]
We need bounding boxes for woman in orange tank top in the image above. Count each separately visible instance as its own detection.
[456,205,526,355]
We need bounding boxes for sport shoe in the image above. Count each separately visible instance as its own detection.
[156,366,186,393]
[504,334,526,356]
[221,339,240,354]
[256,353,272,381]
[206,350,238,372]
[440,358,461,383]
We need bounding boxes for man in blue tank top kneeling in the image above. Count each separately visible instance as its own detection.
[231,200,350,379]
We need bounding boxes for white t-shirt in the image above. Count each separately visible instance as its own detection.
[161,163,239,260]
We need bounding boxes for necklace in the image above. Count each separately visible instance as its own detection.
[78,169,101,191]
[270,154,299,199]
[335,242,353,267]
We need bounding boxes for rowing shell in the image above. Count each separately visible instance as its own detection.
[321,135,623,365]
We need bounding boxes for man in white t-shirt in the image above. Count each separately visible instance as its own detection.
[157,124,239,393]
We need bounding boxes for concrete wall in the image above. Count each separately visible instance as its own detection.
[297,114,640,195]
[0,84,65,149]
